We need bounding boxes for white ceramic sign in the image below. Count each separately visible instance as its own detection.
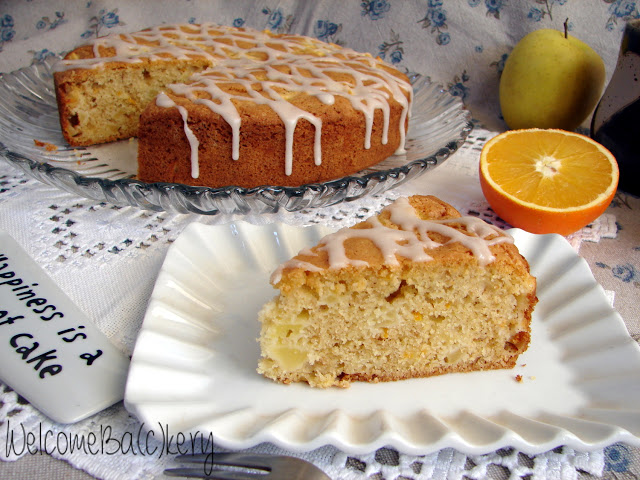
[0,231,130,424]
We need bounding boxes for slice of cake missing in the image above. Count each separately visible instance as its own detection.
[257,195,538,388]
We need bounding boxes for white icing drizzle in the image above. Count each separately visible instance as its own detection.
[270,197,514,285]
[178,106,200,178]
[55,23,412,179]
[157,92,200,178]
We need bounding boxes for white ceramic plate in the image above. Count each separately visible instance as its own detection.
[125,222,640,455]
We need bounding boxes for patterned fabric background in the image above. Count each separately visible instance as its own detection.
[0,0,635,129]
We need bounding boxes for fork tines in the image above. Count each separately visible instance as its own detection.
[164,452,331,480]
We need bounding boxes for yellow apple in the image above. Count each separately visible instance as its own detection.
[499,25,605,131]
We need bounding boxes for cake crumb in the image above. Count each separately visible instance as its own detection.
[34,139,58,151]
[515,374,523,383]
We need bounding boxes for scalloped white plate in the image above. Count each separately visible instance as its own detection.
[124,222,640,455]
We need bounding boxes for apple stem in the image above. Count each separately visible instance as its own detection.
[564,18,569,39]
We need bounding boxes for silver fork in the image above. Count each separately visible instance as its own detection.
[164,452,332,480]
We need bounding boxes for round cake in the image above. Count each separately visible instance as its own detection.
[53,23,413,188]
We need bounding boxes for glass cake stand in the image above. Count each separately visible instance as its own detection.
[0,56,472,215]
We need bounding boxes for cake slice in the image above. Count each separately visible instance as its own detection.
[257,195,537,388]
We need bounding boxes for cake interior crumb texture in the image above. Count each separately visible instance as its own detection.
[55,57,210,146]
[257,195,537,388]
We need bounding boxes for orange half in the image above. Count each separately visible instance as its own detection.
[479,128,619,236]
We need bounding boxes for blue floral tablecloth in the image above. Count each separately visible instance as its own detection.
[0,1,639,479]
[1,0,637,129]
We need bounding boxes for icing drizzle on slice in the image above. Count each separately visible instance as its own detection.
[270,197,514,284]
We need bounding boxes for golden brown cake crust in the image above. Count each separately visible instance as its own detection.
[258,195,538,388]
[277,195,534,290]
[136,91,406,188]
